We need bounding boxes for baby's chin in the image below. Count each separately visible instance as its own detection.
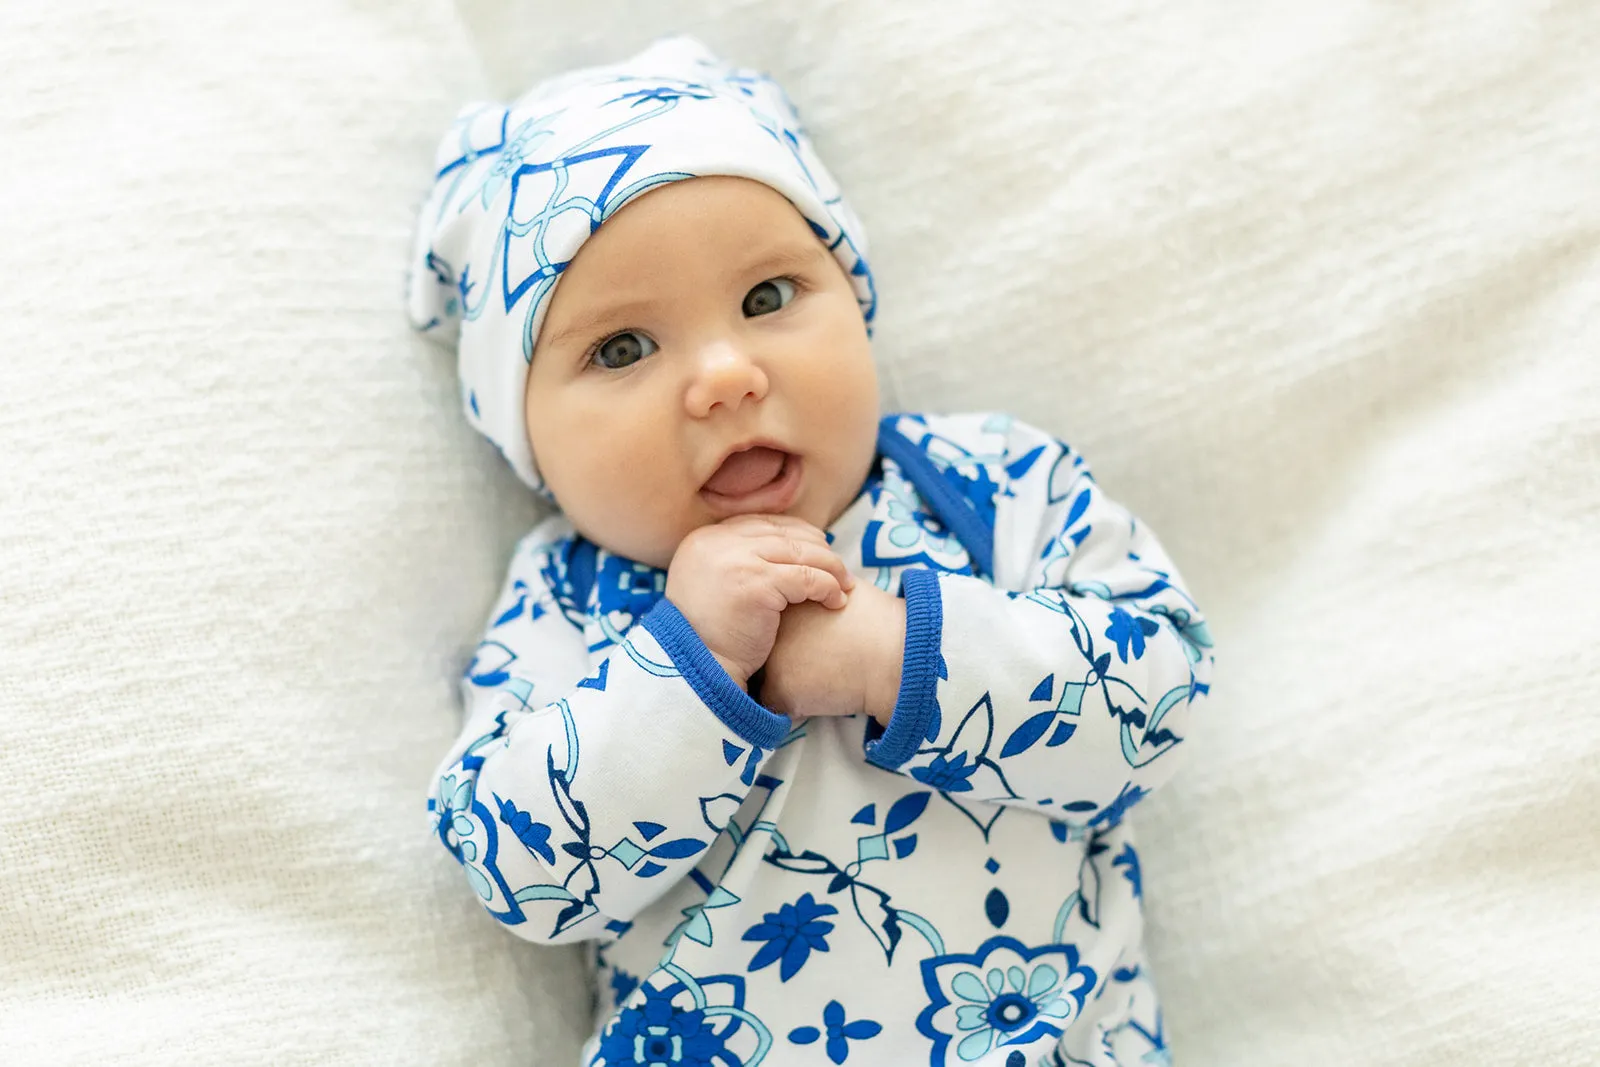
[571,512,710,571]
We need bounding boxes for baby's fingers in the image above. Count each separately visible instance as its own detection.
[724,513,827,544]
[760,533,855,595]
[770,564,850,611]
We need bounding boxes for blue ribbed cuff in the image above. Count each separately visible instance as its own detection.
[864,567,943,769]
[640,598,790,750]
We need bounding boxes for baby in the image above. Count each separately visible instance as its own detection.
[411,37,1213,1067]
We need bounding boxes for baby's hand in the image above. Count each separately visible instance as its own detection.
[762,581,906,724]
[665,515,855,690]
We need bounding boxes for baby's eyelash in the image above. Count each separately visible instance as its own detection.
[583,334,622,362]
[582,329,654,371]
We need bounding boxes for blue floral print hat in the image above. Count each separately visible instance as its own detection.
[406,35,877,495]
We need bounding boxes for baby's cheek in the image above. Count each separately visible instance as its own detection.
[607,469,700,568]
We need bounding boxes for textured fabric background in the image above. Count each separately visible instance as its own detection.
[2,1,1595,1064]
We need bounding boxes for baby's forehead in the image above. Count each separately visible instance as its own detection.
[536,177,836,342]
[579,176,825,259]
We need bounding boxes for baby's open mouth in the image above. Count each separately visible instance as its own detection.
[702,446,789,498]
[699,445,803,516]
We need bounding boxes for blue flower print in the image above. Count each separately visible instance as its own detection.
[788,1000,882,1064]
[472,117,554,213]
[433,773,472,848]
[742,892,837,981]
[1105,608,1161,663]
[911,751,978,793]
[888,503,959,556]
[884,473,964,556]
[1111,843,1142,899]
[610,82,718,108]
[432,773,493,900]
[1087,783,1149,830]
[610,968,640,1008]
[597,983,730,1067]
[595,556,667,621]
[917,937,1096,1064]
[495,795,556,865]
[860,462,973,575]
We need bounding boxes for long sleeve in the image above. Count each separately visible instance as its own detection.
[427,518,791,944]
[864,419,1214,830]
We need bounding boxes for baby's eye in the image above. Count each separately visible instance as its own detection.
[742,277,796,317]
[591,331,657,370]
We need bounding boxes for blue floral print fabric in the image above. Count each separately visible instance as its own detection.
[427,412,1214,1065]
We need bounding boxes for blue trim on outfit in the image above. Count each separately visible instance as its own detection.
[864,567,944,770]
[874,424,994,579]
[641,598,791,750]
[567,538,598,608]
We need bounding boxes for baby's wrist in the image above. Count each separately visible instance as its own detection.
[709,649,750,692]
[859,586,906,724]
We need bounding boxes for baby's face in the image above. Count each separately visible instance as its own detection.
[525,177,880,569]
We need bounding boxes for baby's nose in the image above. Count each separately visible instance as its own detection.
[685,341,769,417]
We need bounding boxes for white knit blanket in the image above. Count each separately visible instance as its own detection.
[2,2,1595,1064]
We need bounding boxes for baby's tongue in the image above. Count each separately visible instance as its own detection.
[703,447,785,497]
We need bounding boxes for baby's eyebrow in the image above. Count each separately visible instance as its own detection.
[740,241,830,277]
[540,298,657,352]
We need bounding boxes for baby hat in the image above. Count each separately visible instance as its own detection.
[406,35,876,495]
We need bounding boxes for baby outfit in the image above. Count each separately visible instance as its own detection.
[409,34,1214,1067]
[427,411,1213,1065]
